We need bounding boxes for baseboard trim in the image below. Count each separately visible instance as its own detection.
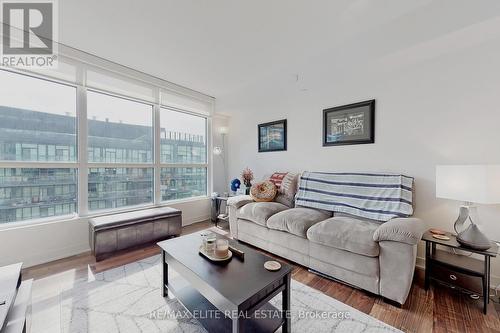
[20,217,210,268]
[182,214,210,226]
[21,243,90,268]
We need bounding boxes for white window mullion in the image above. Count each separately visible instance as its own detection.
[77,82,88,216]
[0,162,78,168]
[207,115,213,196]
[154,101,161,205]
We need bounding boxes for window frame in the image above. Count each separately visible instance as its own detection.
[0,65,213,226]
[0,69,80,224]
[158,106,208,202]
[85,89,156,214]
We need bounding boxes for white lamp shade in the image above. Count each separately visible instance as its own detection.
[436,165,500,204]
[218,126,229,135]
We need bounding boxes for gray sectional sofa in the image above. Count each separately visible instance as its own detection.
[228,176,425,305]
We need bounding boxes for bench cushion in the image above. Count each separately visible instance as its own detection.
[89,207,181,231]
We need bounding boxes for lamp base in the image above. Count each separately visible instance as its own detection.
[456,223,491,251]
[453,205,491,251]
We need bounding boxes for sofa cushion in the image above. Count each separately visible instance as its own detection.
[274,193,294,208]
[267,207,331,238]
[306,216,381,257]
[237,202,289,226]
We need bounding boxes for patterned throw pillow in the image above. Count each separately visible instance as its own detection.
[279,172,299,198]
[269,172,288,189]
[250,181,278,202]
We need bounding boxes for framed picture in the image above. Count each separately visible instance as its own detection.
[258,119,287,152]
[323,100,375,146]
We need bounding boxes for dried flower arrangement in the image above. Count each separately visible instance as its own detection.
[241,167,254,187]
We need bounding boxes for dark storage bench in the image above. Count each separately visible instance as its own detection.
[89,207,182,261]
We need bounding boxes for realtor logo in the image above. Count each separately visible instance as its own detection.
[1,0,58,68]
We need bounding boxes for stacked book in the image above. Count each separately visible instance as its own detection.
[0,263,32,333]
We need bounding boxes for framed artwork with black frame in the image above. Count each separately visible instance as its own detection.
[258,119,287,152]
[323,100,375,146]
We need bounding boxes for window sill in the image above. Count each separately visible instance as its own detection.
[0,196,210,232]
[83,196,210,219]
[0,213,80,231]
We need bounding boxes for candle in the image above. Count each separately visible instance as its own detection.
[215,239,229,258]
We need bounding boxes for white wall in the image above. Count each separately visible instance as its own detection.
[0,198,210,268]
[225,35,500,281]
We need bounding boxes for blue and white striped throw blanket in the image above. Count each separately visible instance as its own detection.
[295,172,414,222]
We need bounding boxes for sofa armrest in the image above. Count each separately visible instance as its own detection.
[373,217,425,245]
[227,195,253,209]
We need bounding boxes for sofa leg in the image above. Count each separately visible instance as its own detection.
[383,297,402,308]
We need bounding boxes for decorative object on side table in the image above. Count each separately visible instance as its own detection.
[323,99,375,146]
[429,228,446,235]
[230,178,241,193]
[423,230,498,314]
[258,119,287,152]
[241,167,254,194]
[436,165,500,250]
[210,194,233,228]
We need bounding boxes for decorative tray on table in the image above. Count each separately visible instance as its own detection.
[198,245,232,262]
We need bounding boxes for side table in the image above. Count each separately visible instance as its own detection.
[423,230,498,314]
[210,195,233,228]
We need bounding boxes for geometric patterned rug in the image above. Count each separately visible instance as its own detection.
[32,255,401,333]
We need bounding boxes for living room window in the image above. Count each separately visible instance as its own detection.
[0,63,213,225]
[86,91,155,212]
[159,108,208,201]
[0,70,78,223]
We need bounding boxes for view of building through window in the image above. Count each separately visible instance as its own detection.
[88,168,153,211]
[0,69,208,223]
[0,168,77,222]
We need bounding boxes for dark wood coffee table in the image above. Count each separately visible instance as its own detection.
[158,233,292,333]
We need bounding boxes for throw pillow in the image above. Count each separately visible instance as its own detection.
[250,181,277,202]
[269,172,288,189]
[274,193,294,208]
[280,172,299,198]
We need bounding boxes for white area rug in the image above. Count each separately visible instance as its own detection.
[31,255,401,333]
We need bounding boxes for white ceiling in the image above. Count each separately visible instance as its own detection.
[59,0,500,113]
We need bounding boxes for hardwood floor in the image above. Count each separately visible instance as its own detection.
[23,221,500,333]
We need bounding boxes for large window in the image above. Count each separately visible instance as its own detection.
[0,168,77,223]
[0,67,211,225]
[87,91,153,163]
[0,70,77,162]
[87,91,154,212]
[0,70,78,223]
[88,168,153,211]
[159,108,207,201]
[161,167,207,201]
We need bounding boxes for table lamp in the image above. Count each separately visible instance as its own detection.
[436,165,500,250]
